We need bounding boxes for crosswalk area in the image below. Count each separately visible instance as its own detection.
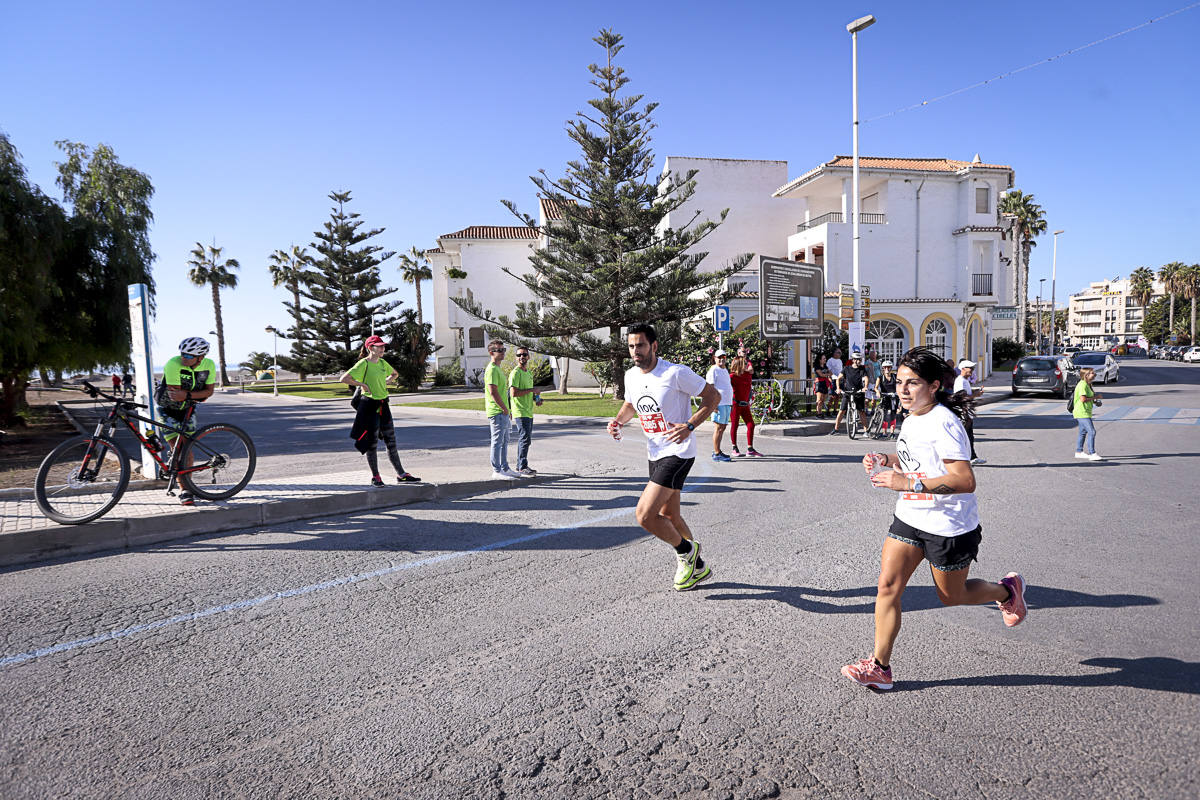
[983,400,1200,425]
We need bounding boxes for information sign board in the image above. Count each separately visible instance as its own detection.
[758,257,824,339]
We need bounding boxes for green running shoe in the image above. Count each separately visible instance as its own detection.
[675,562,712,591]
[673,540,711,591]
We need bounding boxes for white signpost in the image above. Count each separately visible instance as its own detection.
[713,304,730,351]
[127,284,158,478]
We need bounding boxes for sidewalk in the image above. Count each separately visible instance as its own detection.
[0,470,571,569]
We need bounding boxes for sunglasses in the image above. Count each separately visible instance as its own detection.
[491,348,506,354]
[516,353,529,358]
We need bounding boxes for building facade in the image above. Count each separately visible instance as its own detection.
[1066,278,1165,349]
[428,154,1018,387]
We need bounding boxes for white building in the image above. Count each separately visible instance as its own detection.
[429,153,1017,387]
[1067,278,1165,349]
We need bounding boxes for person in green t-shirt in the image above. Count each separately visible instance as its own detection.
[340,334,421,486]
[1072,367,1103,461]
[509,346,544,476]
[484,339,519,479]
[154,337,219,506]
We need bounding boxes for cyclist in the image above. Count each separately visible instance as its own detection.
[877,360,900,437]
[155,337,217,506]
[833,350,869,435]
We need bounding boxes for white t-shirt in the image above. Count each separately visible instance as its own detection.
[625,358,708,461]
[827,357,844,377]
[894,403,979,536]
[953,375,971,394]
[706,365,733,405]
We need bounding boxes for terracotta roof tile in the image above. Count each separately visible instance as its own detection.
[439,225,540,240]
[774,156,1012,197]
[538,197,576,221]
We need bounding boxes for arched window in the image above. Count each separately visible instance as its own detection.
[924,319,949,359]
[866,320,907,365]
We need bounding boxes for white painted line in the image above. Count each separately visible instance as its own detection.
[0,472,713,668]
[1121,406,1159,421]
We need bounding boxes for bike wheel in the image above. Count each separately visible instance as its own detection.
[179,423,256,500]
[847,410,859,440]
[868,408,884,439]
[34,435,130,525]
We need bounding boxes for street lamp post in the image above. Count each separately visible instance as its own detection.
[1050,229,1064,354]
[1037,279,1047,354]
[847,13,875,327]
[265,325,279,396]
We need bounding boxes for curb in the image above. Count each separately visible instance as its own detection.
[0,473,573,570]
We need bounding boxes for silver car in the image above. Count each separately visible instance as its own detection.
[1070,351,1120,384]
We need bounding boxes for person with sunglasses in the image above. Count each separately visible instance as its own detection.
[341,334,421,486]
[509,346,544,477]
[155,337,217,505]
[484,340,520,480]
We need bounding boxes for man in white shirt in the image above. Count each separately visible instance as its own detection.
[705,350,734,462]
[954,359,985,464]
[608,323,721,591]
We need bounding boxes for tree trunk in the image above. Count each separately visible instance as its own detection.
[1192,296,1197,343]
[52,368,62,388]
[38,367,51,386]
[291,284,307,381]
[1169,293,1176,332]
[1016,238,1028,345]
[0,372,28,426]
[557,357,570,395]
[415,276,424,328]
[211,282,228,387]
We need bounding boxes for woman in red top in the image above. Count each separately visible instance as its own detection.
[728,357,762,457]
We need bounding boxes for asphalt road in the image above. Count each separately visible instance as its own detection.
[2,359,1197,798]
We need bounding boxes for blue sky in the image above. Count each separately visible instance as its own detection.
[4,0,1198,367]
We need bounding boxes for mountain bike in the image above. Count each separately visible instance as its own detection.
[836,390,867,439]
[34,381,256,525]
[867,392,899,439]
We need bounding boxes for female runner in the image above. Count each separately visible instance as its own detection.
[842,347,1026,691]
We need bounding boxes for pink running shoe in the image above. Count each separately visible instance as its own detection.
[747,448,764,457]
[998,573,1028,627]
[840,657,893,690]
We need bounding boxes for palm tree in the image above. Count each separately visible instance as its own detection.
[1129,266,1155,340]
[398,246,433,328]
[998,190,1047,345]
[1159,261,1186,335]
[267,244,314,379]
[1180,263,1200,344]
[186,241,240,386]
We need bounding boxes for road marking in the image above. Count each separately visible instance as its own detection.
[0,473,712,669]
[1122,406,1160,421]
[1096,405,1134,421]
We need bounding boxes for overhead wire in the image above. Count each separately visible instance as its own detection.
[865,2,1200,123]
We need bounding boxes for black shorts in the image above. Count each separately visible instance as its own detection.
[887,515,982,572]
[648,456,694,490]
[841,392,865,411]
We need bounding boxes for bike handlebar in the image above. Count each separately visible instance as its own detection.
[81,380,148,409]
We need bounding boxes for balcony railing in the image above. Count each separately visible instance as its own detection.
[796,212,886,232]
[971,273,994,296]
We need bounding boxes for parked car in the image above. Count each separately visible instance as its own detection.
[1167,346,1184,361]
[1183,346,1200,364]
[1011,355,1079,398]
[1063,346,1082,354]
[1071,351,1120,383]
[1126,345,1146,357]
[1149,345,1165,359]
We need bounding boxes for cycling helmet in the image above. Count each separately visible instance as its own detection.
[881,360,893,368]
[850,349,863,360]
[179,337,210,357]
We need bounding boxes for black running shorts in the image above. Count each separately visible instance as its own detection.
[648,455,694,490]
[887,515,982,572]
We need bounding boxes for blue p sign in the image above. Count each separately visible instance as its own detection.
[713,305,731,332]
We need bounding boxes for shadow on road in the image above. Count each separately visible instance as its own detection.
[891,656,1199,696]
[699,582,1160,615]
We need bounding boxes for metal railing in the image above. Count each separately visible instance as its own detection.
[796,212,886,232]
[971,273,994,296]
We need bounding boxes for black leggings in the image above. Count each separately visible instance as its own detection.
[366,447,404,477]
[881,395,899,425]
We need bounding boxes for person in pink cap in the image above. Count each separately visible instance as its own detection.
[341,335,421,486]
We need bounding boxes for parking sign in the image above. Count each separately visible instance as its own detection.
[713,305,731,332]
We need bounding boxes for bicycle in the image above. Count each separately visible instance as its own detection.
[867,392,899,439]
[835,389,868,439]
[34,381,256,525]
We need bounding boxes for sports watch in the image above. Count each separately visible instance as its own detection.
[686,422,695,431]
[911,478,924,492]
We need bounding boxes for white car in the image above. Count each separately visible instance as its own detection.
[1183,347,1200,364]
[1069,351,1120,383]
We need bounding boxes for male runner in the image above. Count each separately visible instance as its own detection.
[155,337,217,505]
[608,323,721,591]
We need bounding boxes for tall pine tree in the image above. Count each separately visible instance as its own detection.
[292,191,399,374]
[453,29,748,399]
